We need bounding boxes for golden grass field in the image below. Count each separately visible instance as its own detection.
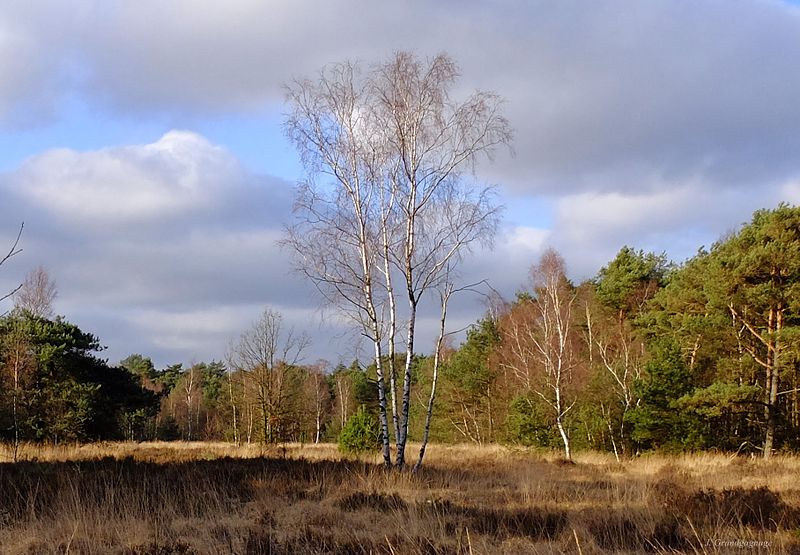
[1,442,799,554]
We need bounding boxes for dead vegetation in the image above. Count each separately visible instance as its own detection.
[1,442,799,554]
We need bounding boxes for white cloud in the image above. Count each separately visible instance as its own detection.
[548,179,792,278]
[13,131,240,225]
[0,132,320,366]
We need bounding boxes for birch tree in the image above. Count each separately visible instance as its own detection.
[284,51,510,468]
[584,248,668,458]
[13,266,57,319]
[499,249,580,460]
[228,308,310,444]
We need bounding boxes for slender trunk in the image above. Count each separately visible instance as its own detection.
[414,286,450,472]
[247,406,253,444]
[557,416,571,461]
[372,338,392,467]
[337,379,348,428]
[763,307,775,459]
[555,381,571,460]
[315,409,321,444]
[793,370,799,431]
[486,385,494,442]
[356,199,392,466]
[12,388,19,463]
[396,158,418,469]
[601,404,619,462]
[228,373,239,445]
[396,299,417,468]
[585,305,593,365]
[260,383,269,444]
[12,359,20,463]
[763,306,782,459]
[381,212,401,447]
[689,334,702,371]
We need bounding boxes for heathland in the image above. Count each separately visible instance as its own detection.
[1,442,799,554]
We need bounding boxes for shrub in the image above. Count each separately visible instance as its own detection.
[338,406,381,454]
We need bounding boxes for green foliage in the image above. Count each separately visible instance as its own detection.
[626,341,700,450]
[674,382,763,451]
[156,415,181,440]
[0,313,159,442]
[200,361,227,405]
[155,364,183,392]
[596,246,669,316]
[338,405,381,454]
[504,394,556,447]
[120,354,156,381]
[438,317,501,443]
[635,204,800,453]
[444,318,499,395]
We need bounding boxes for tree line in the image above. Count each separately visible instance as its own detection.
[0,205,800,458]
[429,204,800,460]
[0,203,798,459]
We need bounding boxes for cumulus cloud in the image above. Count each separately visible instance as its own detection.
[13,132,240,225]
[0,131,332,366]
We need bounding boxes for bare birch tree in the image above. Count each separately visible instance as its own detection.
[13,266,57,319]
[499,249,580,460]
[304,363,332,444]
[284,51,510,468]
[183,364,198,441]
[228,308,310,444]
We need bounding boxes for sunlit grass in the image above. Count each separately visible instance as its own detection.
[1,442,798,553]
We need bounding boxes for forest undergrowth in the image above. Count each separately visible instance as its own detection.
[1,442,799,554]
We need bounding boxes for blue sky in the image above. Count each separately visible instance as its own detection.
[2,0,800,368]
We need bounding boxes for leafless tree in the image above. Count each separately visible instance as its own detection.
[14,266,57,318]
[183,364,199,441]
[304,362,332,444]
[499,249,580,460]
[284,51,510,468]
[228,308,310,444]
[582,296,644,461]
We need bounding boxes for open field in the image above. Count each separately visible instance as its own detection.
[1,443,799,554]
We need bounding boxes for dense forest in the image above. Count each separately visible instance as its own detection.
[1,204,798,459]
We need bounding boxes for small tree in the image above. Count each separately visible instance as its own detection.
[13,266,57,319]
[339,405,381,454]
[228,308,309,443]
[498,249,581,460]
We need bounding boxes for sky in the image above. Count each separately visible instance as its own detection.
[2,0,800,369]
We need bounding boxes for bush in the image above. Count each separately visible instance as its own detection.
[338,406,381,454]
[504,394,556,447]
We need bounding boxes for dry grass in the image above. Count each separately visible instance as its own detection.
[1,442,799,554]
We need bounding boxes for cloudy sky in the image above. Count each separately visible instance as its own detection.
[2,0,800,368]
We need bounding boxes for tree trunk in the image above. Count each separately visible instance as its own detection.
[372,337,393,467]
[396,299,417,468]
[414,286,450,472]
[557,416,571,461]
